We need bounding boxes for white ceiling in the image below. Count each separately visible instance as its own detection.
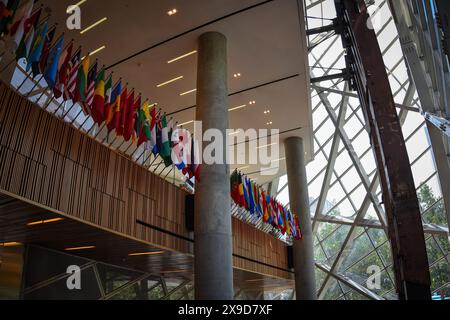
[41,0,313,184]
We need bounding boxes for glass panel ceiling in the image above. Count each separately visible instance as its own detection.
[275,0,450,300]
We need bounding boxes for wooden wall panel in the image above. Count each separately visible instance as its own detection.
[0,83,291,279]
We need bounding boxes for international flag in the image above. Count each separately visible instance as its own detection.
[262,191,269,223]
[43,34,64,89]
[91,68,105,124]
[53,41,73,99]
[38,24,56,74]
[26,20,48,75]
[101,74,112,123]
[106,80,122,132]
[64,46,81,100]
[134,99,142,139]
[74,54,90,110]
[137,100,151,146]
[230,170,240,204]
[8,0,33,51]
[238,172,245,208]
[0,0,20,37]
[160,114,171,158]
[123,91,137,141]
[114,85,128,136]
[294,214,302,240]
[85,61,98,108]
[117,86,131,137]
[15,7,41,61]
[254,183,262,217]
[246,177,255,215]
[172,127,187,171]
[149,107,158,155]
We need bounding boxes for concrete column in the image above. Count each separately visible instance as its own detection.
[284,137,316,300]
[194,31,233,300]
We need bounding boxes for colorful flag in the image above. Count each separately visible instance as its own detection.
[38,24,56,74]
[91,68,105,124]
[74,54,90,110]
[26,20,48,75]
[9,0,33,50]
[262,191,269,223]
[238,172,245,208]
[114,85,128,136]
[0,0,20,36]
[43,34,64,89]
[123,91,137,141]
[53,41,73,99]
[106,80,122,132]
[64,47,81,100]
[149,107,158,155]
[160,114,171,158]
[15,8,41,61]
[85,61,97,108]
[231,170,240,204]
[246,177,255,215]
[102,74,112,123]
[137,100,152,146]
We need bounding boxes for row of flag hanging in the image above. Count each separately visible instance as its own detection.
[231,170,303,240]
[0,0,201,181]
[1,1,300,240]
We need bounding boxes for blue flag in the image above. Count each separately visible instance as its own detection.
[26,21,48,74]
[43,35,64,89]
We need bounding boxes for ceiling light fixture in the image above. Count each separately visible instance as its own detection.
[157,76,184,88]
[82,45,106,59]
[27,217,64,226]
[167,8,178,16]
[266,121,273,125]
[128,251,164,256]
[180,88,197,96]
[264,110,271,114]
[168,50,197,64]
[66,0,87,13]
[233,73,241,78]
[64,246,96,251]
[257,143,277,149]
[228,104,247,112]
[80,17,107,34]
[0,242,21,247]
[178,120,194,127]
[249,101,256,105]
[270,157,286,163]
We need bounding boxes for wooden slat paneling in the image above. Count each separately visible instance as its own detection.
[0,83,291,279]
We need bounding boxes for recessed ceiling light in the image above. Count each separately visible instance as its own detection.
[168,50,197,64]
[64,246,96,251]
[167,8,178,16]
[266,121,273,125]
[233,73,241,78]
[128,251,164,256]
[27,217,64,226]
[180,88,197,96]
[80,17,107,34]
[264,110,271,114]
[228,104,246,112]
[249,101,256,105]
[156,76,184,88]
